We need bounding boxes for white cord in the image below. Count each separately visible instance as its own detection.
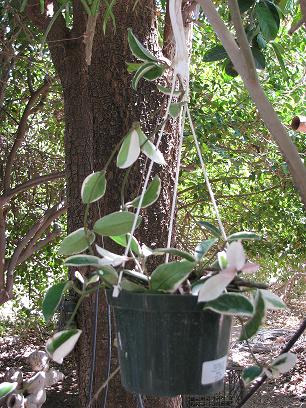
[186,105,227,241]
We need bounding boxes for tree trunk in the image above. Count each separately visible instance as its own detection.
[46,1,181,407]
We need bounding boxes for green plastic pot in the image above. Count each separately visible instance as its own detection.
[107,290,232,397]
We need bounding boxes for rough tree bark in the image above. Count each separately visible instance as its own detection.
[28,1,182,407]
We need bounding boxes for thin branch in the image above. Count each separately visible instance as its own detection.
[0,208,6,287]
[0,171,65,205]
[5,202,66,295]
[196,0,306,208]
[3,79,53,193]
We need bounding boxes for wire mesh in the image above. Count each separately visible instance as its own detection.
[182,366,245,408]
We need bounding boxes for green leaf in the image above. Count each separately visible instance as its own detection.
[0,382,18,400]
[261,290,286,310]
[130,176,161,209]
[150,260,195,293]
[116,129,140,169]
[204,293,254,316]
[251,47,266,70]
[132,62,159,90]
[143,64,165,80]
[169,102,185,118]
[198,221,222,238]
[255,1,280,41]
[227,231,261,241]
[271,42,288,79]
[42,281,72,323]
[127,28,158,62]
[239,290,266,340]
[270,352,297,374]
[126,62,143,73]
[238,0,256,13]
[194,238,218,261]
[152,248,195,262]
[123,269,149,285]
[255,33,267,49]
[94,211,142,236]
[203,45,228,62]
[242,366,263,385]
[96,265,118,286]
[137,126,166,165]
[81,171,106,204]
[46,329,82,364]
[110,234,141,255]
[156,85,182,96]
[64,254,101,267]
[224,59,239,77]
[121,278,147,292]
[102,0,116,34]
[59,228,95,256]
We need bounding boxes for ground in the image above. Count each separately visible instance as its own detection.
[0,298,305,408]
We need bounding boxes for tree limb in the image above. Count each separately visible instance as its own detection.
[196,0,306,208]
[3,79,53,193]
[0,171,65,205]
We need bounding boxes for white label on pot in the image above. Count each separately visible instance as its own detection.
[201,355,227,385]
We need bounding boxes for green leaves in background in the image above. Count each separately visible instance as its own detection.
[59,228,95,256]
[46,329,82,364]
[204,293,254,316]
[42,281,72,322]
[203,45,228,62]
[255,1,280,41]
[238,0,256,13]
[81,171,106,204]
[150,260,195,292]
[129,175,161,209]
[240,290,266,340]
[94,211,142,236]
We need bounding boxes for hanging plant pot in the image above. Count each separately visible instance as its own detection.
[107,290,232,397]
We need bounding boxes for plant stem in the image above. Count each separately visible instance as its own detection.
[87,366,120,407]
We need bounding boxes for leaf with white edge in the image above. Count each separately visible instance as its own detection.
[96,266,118,286]
[204,293,254,316]
[270,352,297,375]
[218,251,228,269]
[227,231,261,241]
[198,221,222,238]
[75,271,85,285]
[137,127,166,165]
[132,62,159,90]
[127,28,158,62]
[242,366,263,385]
[157,84,182,97]
[117,129,140,169]
[195,238,218,261]
[123,269,149,285]
[65,255,101,267]
[59,228,95,256]
[152,248,195,262]
[121,278,147,292]
[95,245,129,266]
[86,274,100,286]
[191,279,207,295]
[198,269,236,302]
[94,211,142,236]
[110,234,141,255]
[42,281,72,323]
[126,62,142,73]
[239,290,266,341]
[261,289,287,310]
[46,329,82,364]
[143,64,165,81]
[150,260,195,293]
[227,241,246,270]
[169,102,185,118]
[0,382,18,400]
[142,244,153,257]
[81,171,106,204]
[129,176,161,209]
